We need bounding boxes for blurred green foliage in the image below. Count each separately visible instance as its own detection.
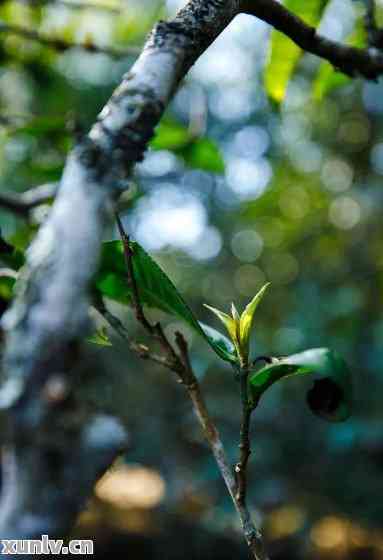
[1,0,383,556]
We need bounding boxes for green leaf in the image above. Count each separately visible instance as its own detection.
[0,249,25,270]
[239,283,270,359]
[95,240,237,363]
[151,119,225,173]
[151,121,191,151]
[0,231,24,270]
[181,138,225,174]
[199,322,236,361]
[0,274,16,301]
[312,62,350,101]
[13,115,67,137]
[203,303,239,348]
[249,348,352,422]
[265,0,330,103]
[87,327,113,347]
[0,233,13,256]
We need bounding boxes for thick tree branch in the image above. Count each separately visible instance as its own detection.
[243,0,383,80]
[0,183,58,217]
[0,413,127,541]
[2,0,381,546]
[0,0,245,542]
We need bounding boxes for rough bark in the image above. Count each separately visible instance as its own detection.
[0,0,244,543]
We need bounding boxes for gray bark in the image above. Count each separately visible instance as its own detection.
[0,0,243,542]
[1,0,382,545]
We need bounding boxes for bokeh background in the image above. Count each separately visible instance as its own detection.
[1,0,383,558]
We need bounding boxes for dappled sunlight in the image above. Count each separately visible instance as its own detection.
[95,463,166,510]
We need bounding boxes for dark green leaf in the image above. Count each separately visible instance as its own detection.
[0,249,25,270]
[0,233,13,256]
[249,348,352,421]
[181,138,225,174]
[199,322,236,362]
[0,274,16,302]
[0,231,25,270]
[96,240,237,363]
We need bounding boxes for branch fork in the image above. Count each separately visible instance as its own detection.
[95,216,269,560]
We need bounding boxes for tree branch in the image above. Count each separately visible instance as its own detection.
[0,183,58,217]
[0,0,246,541]
[97,218,269,560]
[174,334,268,560]
[243,0,383,80]
[0,21,140,58]
[235,369,252,505]
[3,0,381,546]
[93,297,178,371]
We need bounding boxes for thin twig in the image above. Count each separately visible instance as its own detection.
[0,183,58,217]
[235,369,252,504]
[115,213,182,368]
[0,21,140,58]
[112,216,268,560]
[175,332,268,560]
[99,297,268,559]
[115,213,153,332]
[93,296,180,372]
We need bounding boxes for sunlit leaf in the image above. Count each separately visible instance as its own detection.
[96,240,237,363]
[249,348,352,421]
[313,18,366,101]
[151,121,190,151]
[312,62,351,101]
[231,302,240,323]
[265,0,330,103]
[199,322,236,361]
[87,327,113,347]
[204,303,239,350]
[239,283,270,359]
